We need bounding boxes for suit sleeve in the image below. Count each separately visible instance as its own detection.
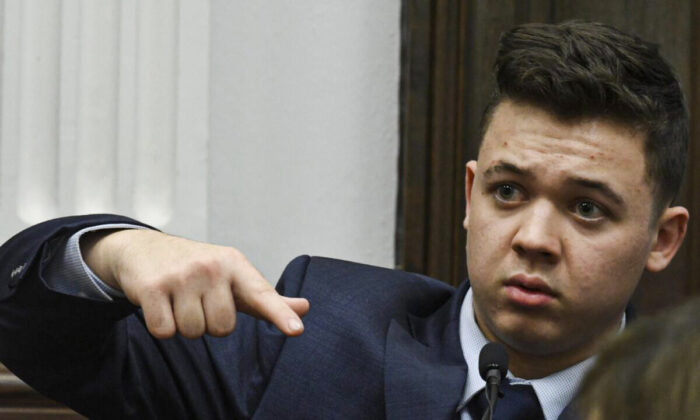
[0,214,312,419]
[43,223,149,301]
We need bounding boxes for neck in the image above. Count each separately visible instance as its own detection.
[507,346,591,379]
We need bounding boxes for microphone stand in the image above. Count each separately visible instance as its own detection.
[477,342,508,420]
[481,367,503,420]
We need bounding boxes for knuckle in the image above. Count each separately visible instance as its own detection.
[205,300,237,337]
[224,246,244,262]
[208,319,236,337]
[137,272,177,295]
[176,313,206,339]
[145,311,175,338]
[151,324,176,339]
[186,257,222,282]
[146,279,171,295]
[179,323,205,339]
[227,248,253,271]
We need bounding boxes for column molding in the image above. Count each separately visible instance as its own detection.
[0,0,211,242]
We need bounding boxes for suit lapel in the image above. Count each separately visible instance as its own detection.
[384,282,470,420]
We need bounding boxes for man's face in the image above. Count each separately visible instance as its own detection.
[464,100,658,360]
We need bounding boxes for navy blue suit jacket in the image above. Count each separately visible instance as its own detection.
[0,215,471,419]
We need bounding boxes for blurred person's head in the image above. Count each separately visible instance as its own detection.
[575,296,700,419]
[464,21,689,378]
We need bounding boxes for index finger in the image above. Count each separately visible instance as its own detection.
[231,260,308,336]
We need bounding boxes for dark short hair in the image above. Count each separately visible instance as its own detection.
[480,21,688,212]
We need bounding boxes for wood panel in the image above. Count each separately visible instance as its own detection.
[397,0,432,275]
[0,364,85,419]
[691,0,700,296]
[397,0,700,314]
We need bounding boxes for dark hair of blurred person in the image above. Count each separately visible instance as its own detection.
[575,296,700,419]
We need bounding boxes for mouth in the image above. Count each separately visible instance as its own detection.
[503,274,558,307]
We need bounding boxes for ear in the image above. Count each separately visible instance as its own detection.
[464,161,478,230]
[645,206,689,272]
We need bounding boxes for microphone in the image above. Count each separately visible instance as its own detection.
[478,342,509,420]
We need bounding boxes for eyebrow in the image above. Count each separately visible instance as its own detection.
[482,161,533,178]
[482,160,625,207]
[567,177,625,207]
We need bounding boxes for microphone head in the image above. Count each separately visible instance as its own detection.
[478,342,509,380]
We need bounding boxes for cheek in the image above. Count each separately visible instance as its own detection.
[466,210,513,280]
[564,229,650,305]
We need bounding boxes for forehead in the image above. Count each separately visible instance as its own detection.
[479,101,648,189]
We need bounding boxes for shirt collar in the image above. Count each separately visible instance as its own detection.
[458,288,492,413]
[456,288,624,420]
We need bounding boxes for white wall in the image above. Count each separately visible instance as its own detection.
[0,0,400,283]
[208,1,400,280]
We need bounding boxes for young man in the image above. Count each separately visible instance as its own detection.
[0,21,689,419]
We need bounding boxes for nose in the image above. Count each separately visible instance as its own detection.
[511,200,562,265]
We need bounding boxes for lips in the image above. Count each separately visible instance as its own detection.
[503,274,557,307]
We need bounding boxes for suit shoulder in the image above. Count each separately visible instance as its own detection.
[276,255,455,317]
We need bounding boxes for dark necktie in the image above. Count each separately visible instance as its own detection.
[466,379,545,420]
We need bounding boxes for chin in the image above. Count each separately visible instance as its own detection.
[492,316,571,356]
[502,332,568,356]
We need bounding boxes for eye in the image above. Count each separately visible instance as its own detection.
[493,183,525,203]
[572,199,606,220]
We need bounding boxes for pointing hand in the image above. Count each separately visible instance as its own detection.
[81,229,309,339]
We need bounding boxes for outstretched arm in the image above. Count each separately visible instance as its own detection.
[0,214,312,419]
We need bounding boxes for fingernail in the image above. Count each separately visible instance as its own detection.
[288,319,303,332]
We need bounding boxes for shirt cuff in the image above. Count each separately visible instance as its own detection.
[43,223,149,301]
